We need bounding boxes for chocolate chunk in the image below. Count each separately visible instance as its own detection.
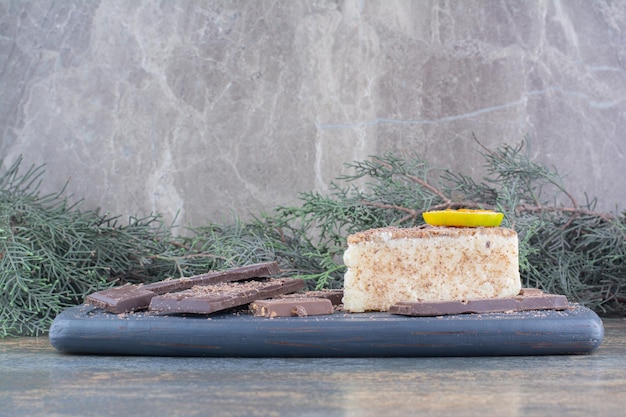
[304,289,344,306]
[85,285,155,314]
[250,298,334,318]
[518,288,544,296]
[85,261,280,313]
[280,289,344,306]
[149,278,305,314]
[389,289,570,317]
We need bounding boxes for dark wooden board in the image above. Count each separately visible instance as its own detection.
[48,304,604,357]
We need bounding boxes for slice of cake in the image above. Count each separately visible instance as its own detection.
[342,225,521,312]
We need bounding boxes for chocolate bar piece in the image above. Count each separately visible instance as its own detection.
[141,261,281,294]
[85,261,280,313]
[389,289,569,317]
[250,298,334,318]
[303,289,344,306]
[86,284,156,314]
[149,278,305,314]
[280,289,344,306]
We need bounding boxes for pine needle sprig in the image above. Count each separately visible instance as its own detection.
[3,138,625,337]
[184,216,346,290]
[0,158,215,337]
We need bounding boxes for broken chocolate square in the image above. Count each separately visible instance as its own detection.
[250,298,334,318]
[85,284,155,314]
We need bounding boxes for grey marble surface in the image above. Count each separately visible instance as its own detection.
[0,318,625,417]
[1,1,625,227]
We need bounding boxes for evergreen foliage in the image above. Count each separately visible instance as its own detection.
[0,158,170,336]
[1,140,624,336]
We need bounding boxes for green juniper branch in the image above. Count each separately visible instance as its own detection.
[1,139,624,337]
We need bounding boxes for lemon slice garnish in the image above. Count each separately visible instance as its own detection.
[422,209,504,227]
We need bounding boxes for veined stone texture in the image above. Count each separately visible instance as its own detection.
[1,0,624,227]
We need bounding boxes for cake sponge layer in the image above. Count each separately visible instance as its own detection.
[342,226,521,312]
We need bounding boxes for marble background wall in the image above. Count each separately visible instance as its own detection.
[1,0,625,228]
